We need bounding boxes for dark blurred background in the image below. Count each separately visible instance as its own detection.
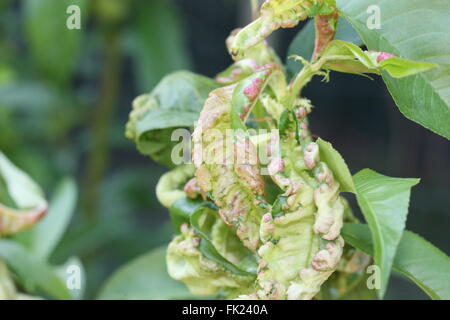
[0,0,448,299]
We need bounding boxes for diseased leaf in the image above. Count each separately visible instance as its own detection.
[337,0,450,139]
[169,196,203,234]
[316,138,355,193]
[342,223,450,300]
[231,63,284,130]
[55,256,85,300]
[98,246,196,300]
[0,152,47,235]
[169,198,255,277]
[353,169,419,298]
[125,71,219,167]
[190,207,256,277]
[0,240,71,300]
[230,0,315,59]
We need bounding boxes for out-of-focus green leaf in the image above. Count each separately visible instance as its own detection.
[125,71,219,167]
[231,63,284,130]
[353,169,419,298]
[337,0,450,139]
[316,138,355,193]
[156,165,195,209]
[0,151,47,235]
[0,240,71,300]
[97,246,195,300]
[128,0,191,92]
[287,17,363,75]
[23,0,88,85]
[55,256,85,300]
[342,223,450,300]
[15,178,77,260]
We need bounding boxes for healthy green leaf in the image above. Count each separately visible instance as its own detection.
[353,169,419,298]
[337,0,450,139]
[0,240,71,300]
[125,71,219,167]
[342,223,450,300]
[98,246,196,300]
[316,138,355,193]
[15,178,77,260]
[24,0,88,85]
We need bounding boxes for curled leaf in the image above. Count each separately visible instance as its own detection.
[0,152,47,235]
[192,85,268,250]
[125,71,219,167]
[229,0,318,59]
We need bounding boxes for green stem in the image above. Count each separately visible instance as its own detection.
[286,55,353,105]
[250,0,259,20]
[82,28,122,217]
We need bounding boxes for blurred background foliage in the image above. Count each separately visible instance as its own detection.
[0,0,448,299]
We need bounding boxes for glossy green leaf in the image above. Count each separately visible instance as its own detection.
[342,223,450,300]
[0,152,47,235]
[15,178,77,260]
[287,17,363,75]
[353,169,419,297]
[169,196,203,234]
[125,71,219,167]
[0,240,71,300]
[24,0,88,84]
[98,246,196,300]
[337,0,450,139]
[316,138,355,193]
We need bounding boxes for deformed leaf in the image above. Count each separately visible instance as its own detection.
[14,178,77,260]
[287,17,363,75]
[0,240,71,300]
[24,0,88,84]
[229,0,317,59]
[231,63,284,130]
[0,152,47,235]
